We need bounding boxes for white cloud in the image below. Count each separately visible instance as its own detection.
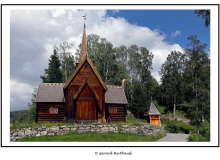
[52,9,66,17]
[112,10,119,14]
[10,9,184,110]
[171,30,181,38]
[10,79,34,111]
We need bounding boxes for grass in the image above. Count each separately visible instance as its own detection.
[12,116,166,142]
[16,131,166,142]
[10,116,150,131]
[10,122,71,130]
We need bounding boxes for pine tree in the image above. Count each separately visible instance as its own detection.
[159,51,184,118]
[182,35,210,134]
[40,49,62,83]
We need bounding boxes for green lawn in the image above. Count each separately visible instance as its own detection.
[13,116,165,142]
[17,131,166,142]
[10,116,150,130]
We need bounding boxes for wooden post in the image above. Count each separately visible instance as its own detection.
[102,90,106,123]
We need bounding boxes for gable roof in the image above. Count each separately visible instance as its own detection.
[63,56,107,91]
[73,79,100,101]
[35,83,65,102]
[105,85,128,104]
[147,102,161,115]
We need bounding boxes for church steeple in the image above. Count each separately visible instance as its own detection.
[79,14,87,63]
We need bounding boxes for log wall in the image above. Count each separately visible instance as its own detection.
[106,104,126,122]
[36,103,65,122]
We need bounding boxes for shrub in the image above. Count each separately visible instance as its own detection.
[165,121,180,133]
[161,118,196,134]
[188,134,206,142]
[200,122,210,141]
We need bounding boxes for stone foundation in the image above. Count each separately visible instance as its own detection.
[10,124,164,141]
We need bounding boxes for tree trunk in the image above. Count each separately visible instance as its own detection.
[173,98,176,119]
[173,102,176,119]
[197,127,200,134]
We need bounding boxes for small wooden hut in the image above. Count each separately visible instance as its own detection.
[147,101,161,126]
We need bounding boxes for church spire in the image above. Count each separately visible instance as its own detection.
[79,14,87,63]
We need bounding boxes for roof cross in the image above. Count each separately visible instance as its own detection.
[82,14,86,28]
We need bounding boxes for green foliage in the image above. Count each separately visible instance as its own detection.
[55,42,75,82]
[159,51,184,118]
[199,122,210,141]
[164,120,181,133]
[188,134,206,142]
[85,34,129,85]
[40,49,62,83]
[161,118,196,134]
[10,121,71,130]
[10,110,28,124]
[194,10,210,27]
[131,82,149,118]
[182,35,210,133]
[26,88,37,123]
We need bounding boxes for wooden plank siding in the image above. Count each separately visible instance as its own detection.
[36,103,65,122]
[149,115,161,126]
[65,61,105,122]
[105,104,126,122]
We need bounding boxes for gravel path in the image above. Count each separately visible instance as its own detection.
[157,133,189,142]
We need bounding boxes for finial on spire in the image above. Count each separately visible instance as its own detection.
[79,15,88,63]
[82,14,86,28]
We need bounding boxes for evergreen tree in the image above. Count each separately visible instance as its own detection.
[131,82,148,118]
[194,10,210,27]
[183,35,210,134]
[40,49,62,83]
[159,51,184,118]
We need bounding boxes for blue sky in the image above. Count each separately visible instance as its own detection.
[107,10,210,52]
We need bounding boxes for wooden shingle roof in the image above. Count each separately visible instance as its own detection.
[105,85,128,104]
[147,102,161,115]
[35,83,65,102]
[35,84,128,105]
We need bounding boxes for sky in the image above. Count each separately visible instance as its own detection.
[9,8,211,111]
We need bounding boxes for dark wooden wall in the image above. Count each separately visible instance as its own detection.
[65,61,105,121]
[76,85,96,121]
[36,102,65,122]
[105,104,126,122]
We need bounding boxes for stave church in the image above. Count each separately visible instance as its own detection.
[35,21,128,123]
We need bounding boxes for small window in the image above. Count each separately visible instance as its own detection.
[49,107,58,114]
[108,108,117,114]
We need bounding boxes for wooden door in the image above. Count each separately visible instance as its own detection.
[76,85,96,120]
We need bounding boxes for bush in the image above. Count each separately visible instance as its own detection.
[161,118,196,134]
[188,134,206,142]
[200,122,210,141]
[165,121,180,133]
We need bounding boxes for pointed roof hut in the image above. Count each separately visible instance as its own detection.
[147,101,161,126]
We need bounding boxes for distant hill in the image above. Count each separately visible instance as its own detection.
[10,110,28,123]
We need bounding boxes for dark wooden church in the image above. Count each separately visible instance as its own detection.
[35,23,128,123]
